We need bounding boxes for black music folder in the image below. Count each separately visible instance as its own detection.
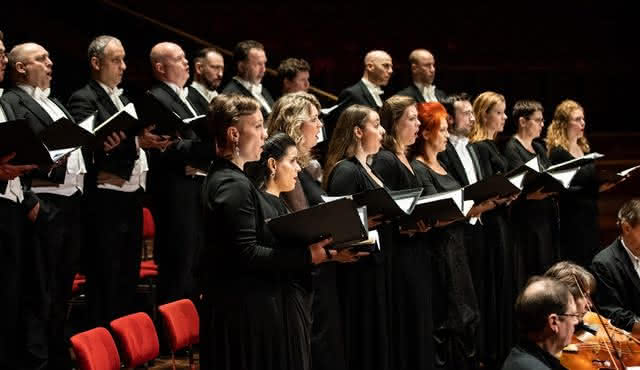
[137,93,207,138]
[38,117,94,150]
[349,187,423,220]
[266,198,368,249]
[400,189,469,228]
[91,104,145,143]
[463,174,521,202]
[0,119,70,166]
[545,152,603,172]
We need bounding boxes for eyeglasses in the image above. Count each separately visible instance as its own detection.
[558,312,582,320]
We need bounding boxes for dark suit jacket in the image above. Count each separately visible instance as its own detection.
[221,78,274,119]
[397,83,446,103]
[438,139,484,186]
[1,87,75,184]
[186,86,211,116]
[326,80,381,142]
[501,341,567,369]
[67,79,139,181]
[0,99,17,194]
[592,238,640,331]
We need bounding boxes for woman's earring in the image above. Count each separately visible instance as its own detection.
[271,170,276,178]
[234,141,240,157]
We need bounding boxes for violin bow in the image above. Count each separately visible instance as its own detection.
[573,274,627,369]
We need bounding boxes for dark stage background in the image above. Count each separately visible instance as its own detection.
[3,0,638,244]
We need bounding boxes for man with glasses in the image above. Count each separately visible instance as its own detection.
[592,199,640,336]
[502,276,577,369]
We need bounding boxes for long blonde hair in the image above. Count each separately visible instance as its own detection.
[323,105,376,189]
[266,92,321,167]
[470,91,505,142]
[545,99,590,154]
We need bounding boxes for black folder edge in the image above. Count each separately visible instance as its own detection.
[266,198,368,249]
[0,119,54,166]
[38,117,95,150]
[92,107,145,143]
[463,174,521,202]
[351,187,423,221]
[398,197,465,229]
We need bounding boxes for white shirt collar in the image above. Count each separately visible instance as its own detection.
[621,238,640,264]
[449,134,469,147]
[361,78,383,95]
[191,80,218,103]
[18,84,51,100]
[97,80,123,97]
[162,81,188,100]
[233,76,262,95]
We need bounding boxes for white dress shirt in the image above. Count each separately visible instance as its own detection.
[621,238,640,281]
[191,81,218,103]
[95,82,149,192]
[0,95,24,203]
[233,77,272,114]
[449,134,478,184]
[361,78,383,108]
[162,81,198,117]
[17,85,86,196]
[415,82,438,102]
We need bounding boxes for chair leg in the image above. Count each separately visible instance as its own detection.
[189,344,195,370]
[171,351,176,370]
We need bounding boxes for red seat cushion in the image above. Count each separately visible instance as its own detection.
[158,299,200,352]
[110,312,159,368]
[139,268,158,279]
[70,327,121,370]
[142,208,155,240]
[140,260,158,271]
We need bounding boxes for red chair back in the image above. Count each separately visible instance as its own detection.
[70,327,121,370]
[158,299,200,351]
[110,312,159,368]
[142,207,155,240]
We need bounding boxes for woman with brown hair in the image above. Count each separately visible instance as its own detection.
[199,95,334,370]
[371,95,434,370]
[545,99,620,267]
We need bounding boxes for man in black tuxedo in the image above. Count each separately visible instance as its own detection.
[222,40,274,118]
[148,41,213,304]
[277,57,310,96]
[397,49,446,103]
[67,35,169,332]
[325,50,392,142]
[187,47,224,115]
[2,41,87,369]
[502,277,576,370]
[592,199,640,335]
[0,31,40,370]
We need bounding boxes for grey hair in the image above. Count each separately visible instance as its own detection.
[88,35,119,62]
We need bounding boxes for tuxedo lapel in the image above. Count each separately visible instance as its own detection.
[444,140,470,186]
[11,88,55,128]
[89,80,119,118]
[613,239,640,293]
[0,99,16,121]
[156,82,194,119]
[411,84,426,103]
[467,145,484,180]
[357,81,378,109]
[51,98,74,122]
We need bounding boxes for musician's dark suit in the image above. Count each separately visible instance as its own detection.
[221,78,274,119]
[147,81,214,304]
[326,80,380,142]
[67,79,144,331]
[2,86,84,368]
[396,83,446,103]
[438,139,484,187]
[592,238,640,332]
[186,86,211,116]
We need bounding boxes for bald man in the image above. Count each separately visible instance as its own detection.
[2,41,87,368]
[146,41,213,305]
[398,49,446,103]
[325,50,393,143]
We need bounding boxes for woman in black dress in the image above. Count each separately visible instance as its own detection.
[545,99,621,267]
[504,100,559,289]
[371,95,434,370]
[469,91,518,363]
[200,95,334,370]
[323,104,392,370]
[410,102,489,369]
[267,91,358,370]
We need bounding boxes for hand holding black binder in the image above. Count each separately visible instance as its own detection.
[38,117,94,150]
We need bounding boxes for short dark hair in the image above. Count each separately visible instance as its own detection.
[512,100,544,121]
[245,132,297,189]
[618,199,640,229]
[193,47,222,64]
[0,30,4,41]
[277,58,310,82]
[233,40,264,65]
[515,276,572,334]
[441,92,471,117]
[544,261,597,300]
[207,94,260,150]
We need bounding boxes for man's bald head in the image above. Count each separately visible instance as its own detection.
[516,276,572,335]
[8,42,53,88]
[409,49,436,85]
[363,50,393,87]
[150,42,190,87]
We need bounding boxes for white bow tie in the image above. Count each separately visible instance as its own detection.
[33,87,51,100]
[250,84,263,96]
[370,86,384,96]
[107,87,123,98]
[176,87,189,101]
[422,85,435,96]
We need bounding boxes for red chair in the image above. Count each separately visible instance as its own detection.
[70,327,121,370]
[110,312,159,369]
[158,299,200,369]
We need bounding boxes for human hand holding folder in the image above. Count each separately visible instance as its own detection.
[0,153,37,180]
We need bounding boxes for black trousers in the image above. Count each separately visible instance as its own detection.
[0,198,27,369]
[21,191,84,369]
[86,188,143,328]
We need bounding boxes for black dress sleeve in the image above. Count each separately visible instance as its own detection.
[211,175,311,271]
[371,150,401,190]
[503,139,525,171]
[326,160,362,196]
[411,160,439,196]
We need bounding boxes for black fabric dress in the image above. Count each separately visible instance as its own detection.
[470,139,516,364]
[412,159,480,369]
[199,158,312,370]
[371,149,434,370]
[548,146,600,267]
[504,138,560,290]
[326,157,393,370]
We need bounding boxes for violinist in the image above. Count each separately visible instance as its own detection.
[544,261,596,321]
[592,198,640,336]
[502,277,577,370]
